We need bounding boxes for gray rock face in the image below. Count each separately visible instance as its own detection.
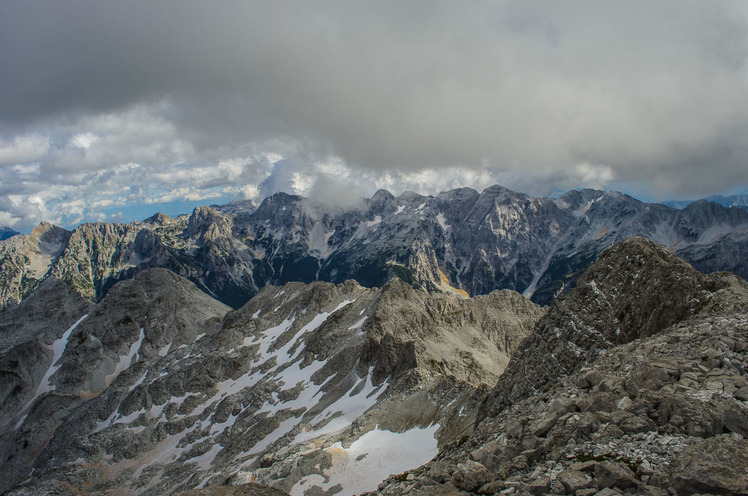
[478,236,746,422]
[0,277,95,474]
[0,222,71,308]
[0,268,231,495]
[670,435,748,495]
[371,238,748,496]
[1,268,541,495]
[3,185,748,312]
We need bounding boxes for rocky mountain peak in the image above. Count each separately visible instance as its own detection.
[28,220,65,240]
[478,236,747,422]
[45,221,143,301]
[677,198,748,236]
[398,190,428,204]
[211,199,258,216]
[185,206,234,242]
[370,188,396,204]
[142,211,175,227]
[0,222,73,310]
[255,191,304,215]
[435,186,479,209]
[574,236,727,339]
[482,184,523,201]
[0,276,93,353]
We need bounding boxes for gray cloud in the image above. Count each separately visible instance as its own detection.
[1,1,748,230]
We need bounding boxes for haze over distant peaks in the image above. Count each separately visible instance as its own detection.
[662,193,748,210]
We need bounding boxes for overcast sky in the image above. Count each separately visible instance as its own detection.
[2,1,748,232]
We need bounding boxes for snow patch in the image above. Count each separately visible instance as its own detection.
[158,342,172,357]
[308,223,335,257]
[23,315,88,411]
[242,316,296,350]
[294,368,387,444]
[366,215,382,227]
[190,301,354,423]
[14,414,28,430]
[104,327,146,387]
[290,424,440,496]
[522,251,555,299]
[436,213,449,231]
[128,371,149,393]
[348,317,367,331]
[588,279,603,296]
[579,196,603,216]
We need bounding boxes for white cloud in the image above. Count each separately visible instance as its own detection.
[0,135,49,164]
[571,162,615,189]
[2,2,748,229]
[0,211,20,227]
[240,184,260,200]
[70,132,99,149]
[144,187,227,204]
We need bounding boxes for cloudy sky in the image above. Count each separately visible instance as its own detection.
[2,1,748,232]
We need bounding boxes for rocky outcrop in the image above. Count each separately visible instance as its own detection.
[47,221,144,301]
[0,222,71,308]
[373,310,748,495]
[371,237,748,496]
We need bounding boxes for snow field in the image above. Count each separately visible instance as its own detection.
[291,424,440,496]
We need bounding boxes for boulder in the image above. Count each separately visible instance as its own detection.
[670,435,748,495]
[451,460,492,492]
[595,461,638,490]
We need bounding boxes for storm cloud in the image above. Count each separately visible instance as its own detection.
[1,1,748,230]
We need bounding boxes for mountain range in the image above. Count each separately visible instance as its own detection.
[1,185,748,313]
[2,237,747,495]
[1,185,748,495]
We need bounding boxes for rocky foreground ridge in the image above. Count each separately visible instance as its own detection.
[2,185,748,313]
[371,237,748,496]
[0,265,541,494]
[1,236,747,495]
